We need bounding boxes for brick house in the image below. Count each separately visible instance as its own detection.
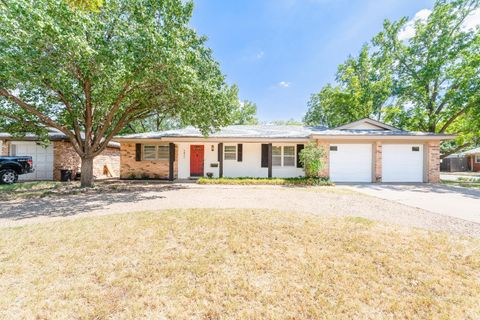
[0,128,120,181]
[115,118,454,183]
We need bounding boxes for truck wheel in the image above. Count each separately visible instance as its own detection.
[0,169,18,184]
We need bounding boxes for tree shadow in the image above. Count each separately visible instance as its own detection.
[0,185,186,221]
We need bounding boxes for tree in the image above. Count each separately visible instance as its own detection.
[231,99,259,125]
[0,0,238,187]
[303,45,393,127]
[375,0,480,155]
[299,142,325,178]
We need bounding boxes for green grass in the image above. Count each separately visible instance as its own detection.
[198,176,334,186]
[441,179,480,189]
[0,209,479,319]
[0,181,62,192]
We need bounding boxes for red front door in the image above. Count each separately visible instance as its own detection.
[190,145,204,176]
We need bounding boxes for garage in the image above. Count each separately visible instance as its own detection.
[382,144,424,182]
[11,141,54,180]
[329,144,372,182]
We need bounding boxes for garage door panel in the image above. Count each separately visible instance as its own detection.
[330,144,372,182]
[12,142,54,181]
[382,144,423,182]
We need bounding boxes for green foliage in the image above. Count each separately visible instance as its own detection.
[0,0,238,186]
[66,0,104,11]
[197,176,333,186]
[304,45,393,127]
[299,142,325,178]
[304,0,480,156]
[231,98,259,125]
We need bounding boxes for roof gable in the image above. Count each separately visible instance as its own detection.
[334,118,401,131]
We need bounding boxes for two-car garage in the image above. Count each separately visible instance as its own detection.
[329,143,424,183]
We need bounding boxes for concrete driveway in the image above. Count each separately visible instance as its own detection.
[346,184,480,224]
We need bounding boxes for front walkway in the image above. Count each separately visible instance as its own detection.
[346,183,480,224]
[1,184,479,237]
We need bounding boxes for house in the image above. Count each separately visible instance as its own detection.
[0,128,120,181]
[115,118,454,183]
[462,147,480,172]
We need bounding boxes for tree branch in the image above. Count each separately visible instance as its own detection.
[439,107,467,133]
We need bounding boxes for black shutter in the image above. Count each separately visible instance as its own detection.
[261,144,268,167]
[218,143,223,178]
[135,143,142,161]
[296,144,304,168]
[237,144,243,162]
[169,143,175,181]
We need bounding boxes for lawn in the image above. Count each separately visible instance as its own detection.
[442,177,480,189]
[0,209,479,319]
[197,176,334,186]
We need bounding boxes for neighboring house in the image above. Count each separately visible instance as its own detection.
[441,147,480,172]
[115,118,454,183]
[0,128,120,181]
[463,147,480,172]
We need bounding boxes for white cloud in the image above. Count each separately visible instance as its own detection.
[278,81,291,88]
[256,51,265,59]
[398,7,480,41]
[398,9,431,41]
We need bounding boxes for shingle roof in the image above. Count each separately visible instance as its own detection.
[116,125,452,140]
[460,147,480,156]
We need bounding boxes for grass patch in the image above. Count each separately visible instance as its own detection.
[0,209,479,319]
[441,179,480,189]
[198,176,334,186]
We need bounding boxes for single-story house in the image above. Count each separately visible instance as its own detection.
[115,118,454,183]
[463,147,480,172]
[0,128,120,181]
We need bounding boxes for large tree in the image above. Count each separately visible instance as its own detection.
[304,0,480,155]
[0,0,238,187]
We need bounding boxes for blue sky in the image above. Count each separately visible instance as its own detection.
[190,0,434,122]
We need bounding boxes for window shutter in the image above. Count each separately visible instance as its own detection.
[135,144,142,161]
[261,144,268,167]
[237,144,243,162]
[296,144,304,168]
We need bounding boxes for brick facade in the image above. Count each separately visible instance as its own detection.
[0,140,9,156]
[374,142,382,182]
[53,141,120,181]
[120,142,178,179]
[467,155,480,172]
[426,141,441,183]
[316,141,329,177]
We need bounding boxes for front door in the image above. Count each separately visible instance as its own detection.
[190,145,204,176]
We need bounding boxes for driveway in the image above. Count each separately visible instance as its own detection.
[1,184,480,237]
[346,184,480,224]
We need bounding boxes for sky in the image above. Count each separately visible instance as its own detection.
[189,0,437,122]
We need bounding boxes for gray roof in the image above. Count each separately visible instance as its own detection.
[117,124,451,140]
[0,128,120,148]
[460,147,480,156]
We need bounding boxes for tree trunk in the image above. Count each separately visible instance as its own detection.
[80,156,94,188]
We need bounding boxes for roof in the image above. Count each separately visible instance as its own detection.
[116,119,454,141]
[460,147,480,156]
[0,128,120,148]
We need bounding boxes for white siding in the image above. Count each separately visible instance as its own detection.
[223,143,268,178]
[177,143,220,179]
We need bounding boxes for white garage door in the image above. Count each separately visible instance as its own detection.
[382,144,424,182]
[11,141,54,180]
[329,144,372,182]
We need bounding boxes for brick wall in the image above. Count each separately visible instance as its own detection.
[316,141,329,178]
[53,141,120,181]
[0,140,9,156]
[120,142,178,179]
[426,141,441,183]
[374,142,382,182]
[467,155,480,172]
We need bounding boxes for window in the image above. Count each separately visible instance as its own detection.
[272,146,282,166]
[224,145,236,160]
[476,155,480,164]
[330,146,338,151]
[143,144,170,160]
[283,146,295,167]
[412,146,420,152]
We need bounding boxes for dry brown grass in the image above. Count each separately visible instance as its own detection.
[0,209,479,319]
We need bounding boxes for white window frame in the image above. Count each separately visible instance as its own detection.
[224,145,237,161]
[475,155,480,164]
[272,145,296,167]
[142,144,170,161]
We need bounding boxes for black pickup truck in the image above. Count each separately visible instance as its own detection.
[0,156,34,184]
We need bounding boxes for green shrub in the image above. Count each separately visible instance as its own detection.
[299,142,325,178]
[197,177,333,186]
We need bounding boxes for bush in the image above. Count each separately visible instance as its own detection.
[299,142,325,178]
[197,177,334,186]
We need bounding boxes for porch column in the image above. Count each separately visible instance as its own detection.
[218,142,223,178]
[268,143,272,178]
[168,143,175,181]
